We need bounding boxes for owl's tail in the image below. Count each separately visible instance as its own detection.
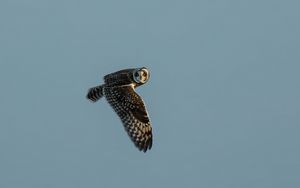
[86,85,104,102]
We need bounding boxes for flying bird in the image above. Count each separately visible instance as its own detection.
[86,67,153,152]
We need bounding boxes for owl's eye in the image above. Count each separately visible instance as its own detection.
[134,72,140,78]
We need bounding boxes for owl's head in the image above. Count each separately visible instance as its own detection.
[132,67,150,84]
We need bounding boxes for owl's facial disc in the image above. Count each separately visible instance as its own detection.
[133,68,149,84]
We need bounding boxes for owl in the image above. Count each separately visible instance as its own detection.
[86,67,153,152]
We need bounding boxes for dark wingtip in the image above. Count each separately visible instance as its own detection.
[138,138,152,153]
[86,91,96,102]
[86,86,103,102]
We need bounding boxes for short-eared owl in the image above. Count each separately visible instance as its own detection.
[86,67,152,152]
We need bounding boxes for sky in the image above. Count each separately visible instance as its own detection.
[0,0,300,187]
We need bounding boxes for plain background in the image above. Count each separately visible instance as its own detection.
[1,0,300,187]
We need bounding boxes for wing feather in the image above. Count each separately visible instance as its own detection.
[104,85,152,152]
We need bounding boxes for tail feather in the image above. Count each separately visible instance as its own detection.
[87,85,104,102]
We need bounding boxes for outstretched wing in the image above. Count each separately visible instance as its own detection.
[104,85,152,152]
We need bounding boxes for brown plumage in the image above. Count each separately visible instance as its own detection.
[87,67,152,152]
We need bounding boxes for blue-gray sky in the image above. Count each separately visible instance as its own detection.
[1,0,300,187]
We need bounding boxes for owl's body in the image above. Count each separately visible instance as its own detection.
[87,67,152,152]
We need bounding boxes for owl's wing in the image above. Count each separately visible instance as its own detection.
[104,85,152,152]
[87,85,103,102]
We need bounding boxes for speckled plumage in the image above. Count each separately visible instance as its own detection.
[86,67,152,152]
